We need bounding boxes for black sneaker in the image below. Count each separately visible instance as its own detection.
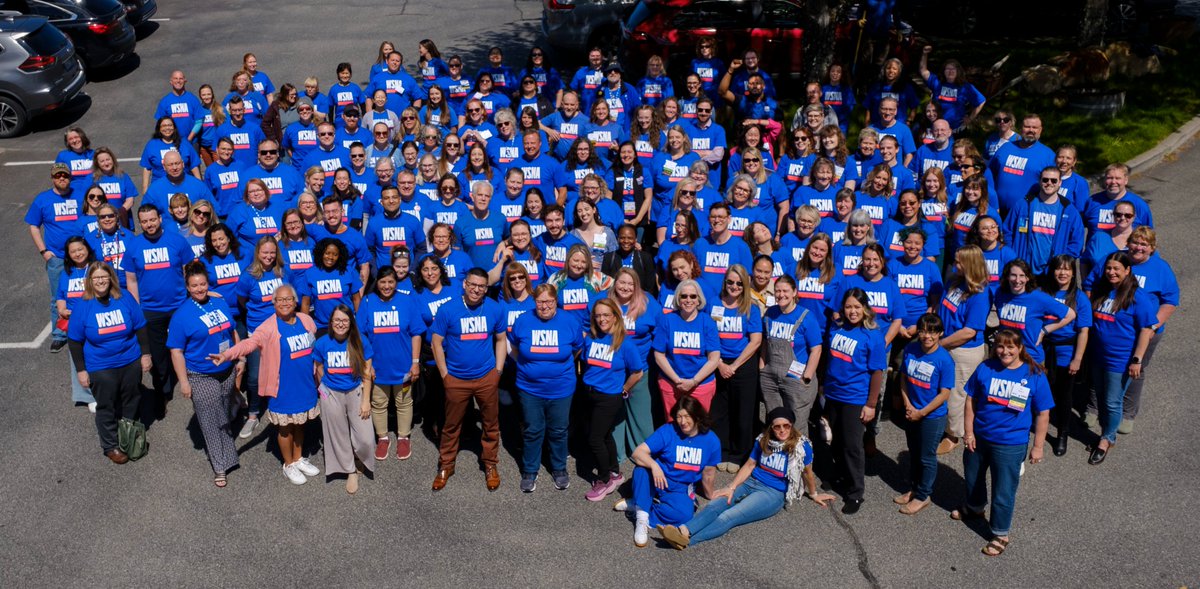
[520,473,537,493]
[50,339,67,353]
[552,470,570,490]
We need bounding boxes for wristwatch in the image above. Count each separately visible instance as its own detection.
[1130,357,1141,365]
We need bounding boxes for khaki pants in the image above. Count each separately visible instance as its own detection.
[946,345,988,438]
[371,382,414,438]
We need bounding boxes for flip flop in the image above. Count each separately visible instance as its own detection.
[982,536,1010,557]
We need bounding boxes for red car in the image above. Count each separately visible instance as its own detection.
[621,0,812,82]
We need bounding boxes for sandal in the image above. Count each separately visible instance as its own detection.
[214,472,227,488]
[950,506,985,521]
[899,497,930,515]
[982,536,1010,557]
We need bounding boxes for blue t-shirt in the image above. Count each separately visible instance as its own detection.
[652,311,721,385]
[1091,289,1158,372]
[617,297,661,360]
[583,333,647,395]
[887,257,944,326]
[509,311,584,399]
[824,324,887,404]
[279,237,316,283]
[693,236,754,296]
[901,343,955,418]
[535,232,585,274]
[646,422,721,490]
[791,184,838,219]
[139,139,200,182]
[234,269,283,330]
[994,289,1069,364]
[240,164,303,207]
[225,200,287,252]
[125,231,191,312]
[141,176,211,218]
[1045,289,1093,368]
[987,141,1056,214]
[155,91,204,139]
[358,293,427,385]
[213,120,267,168]
[314,333,374,391]
[167,297,237,374]
[458,211,509,270]
[431,295,506,380]
[938,284,989,349]
[763,304,823,372]
[966,359,1054,445]
[67,293,146,371]
[24,188,81,257]
[272,318,318,415]
[708,302,761,359]
[786,268,839,333]
[299,267,362,328]
[364,211,426,270]
[200,251,247,314]
[202,159,247,217]
[56,264,88,311]
[833,274,903,325]
[749,437,813,493]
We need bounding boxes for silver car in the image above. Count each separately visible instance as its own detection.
[542,0,638,54]
[0,13,86,138]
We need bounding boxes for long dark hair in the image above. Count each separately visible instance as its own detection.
[1090,252,1139,313]
[63,236,96,270]
[414,255,451,292]
[328,303,369,379]
[203,223,241,262]
[672,394,712,434]
[992,328,1044,375]
[1040,254,1081,310]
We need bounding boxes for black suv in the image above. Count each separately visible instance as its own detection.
[2,0,135,69]
[0,13,86,137]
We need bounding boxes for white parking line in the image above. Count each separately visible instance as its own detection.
[0,322,52,350]
[148,18,170,21]
[3,158,139,167]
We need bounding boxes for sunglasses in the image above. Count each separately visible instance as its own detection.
[87,194,105,200]
[350,154,366,158]
[995,117,1012,123]
[1040,177,1059,184]
[697,108,712,113]
[98,213,117,220]
[440,187,458,193]
[192,210,211,217]
[318,132,335,137]
[679,189,697,196]
[401,116,416,121]
[375,130,391,135]
[449,63,462,68]
[677,293,699,300]
[1112,212,1134,219]
[52,172,71,179]
[259,149,279,155]
[724,279,743,286]
[468,107,483,113]
[743,158,761,163]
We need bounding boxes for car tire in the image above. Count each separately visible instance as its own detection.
[0,96,28,139]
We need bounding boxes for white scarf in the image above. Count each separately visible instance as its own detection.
[759,434,809,506]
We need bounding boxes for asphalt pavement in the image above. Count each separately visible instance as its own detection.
[0,1,1197,586]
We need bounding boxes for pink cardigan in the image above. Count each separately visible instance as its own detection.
[219,313,316,399]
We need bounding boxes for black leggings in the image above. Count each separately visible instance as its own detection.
[1048,363,1078,436]
[712,359,760,463]
[90,361,142,452]
[587,389,625,477]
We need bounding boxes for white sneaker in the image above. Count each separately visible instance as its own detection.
[87,402,97,414]
[238,417,258,439]
[283,464,307,485]
[295,457,321,477]
[633,512,649,547]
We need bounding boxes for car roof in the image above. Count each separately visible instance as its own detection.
[0,12,50,34]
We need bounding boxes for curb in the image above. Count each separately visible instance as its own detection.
[1124,115,1200,178]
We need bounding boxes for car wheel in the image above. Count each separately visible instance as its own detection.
[0,96,28,139]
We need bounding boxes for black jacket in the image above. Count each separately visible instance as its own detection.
[601,249,659,297]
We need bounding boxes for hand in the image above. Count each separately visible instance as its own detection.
[964,434,977,452]
[905,406,921,422]
[923,45,933,55]
[359,401,371,420]
[1129,363,1143,379]
[42,251,53,262]
[58,309,71,321]
[1035,330,1044,347]
[717,363,736,379]
[810,492,837,507]
[1068,358,1082,375]
[207,353,225,365]
[545,128,561,142]
[409,365,421,383]
[713,486,735,504]
[179,380,193,400]
[651,464,668,490]
[1029,445,1044,464]
[860,405,876,424]
[678,377,696,392]
[729,58,744,70]
[140,354,152,373]
[234,361,246,381]
[77,371,90,389]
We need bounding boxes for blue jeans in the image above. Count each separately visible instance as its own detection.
[46,256,65,341]
[962,439,1026,537]
[518,391,571,475]
[630,466,694,527]
[1094,366,1132,444]
[905,413,947,501]
[685,477,784,544]
[68,352,95,405]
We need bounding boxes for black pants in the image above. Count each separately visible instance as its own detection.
[419,362,446,438]
[91,361,142,452]
[587,389,625,478]
[712,359,760,463]
[825,398,866,501]
[1048,363,1077,436]
[142,309,176,420]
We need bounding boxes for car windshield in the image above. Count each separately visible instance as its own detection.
[19,22,69,55]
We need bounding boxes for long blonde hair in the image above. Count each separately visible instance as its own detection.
[591,297,626,352]
[722,264,755,317]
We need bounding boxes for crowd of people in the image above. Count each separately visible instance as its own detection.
[27,38,1178,555]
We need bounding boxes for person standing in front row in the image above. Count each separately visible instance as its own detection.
[431,268,508,492]
[27,163,81,353]
[313,305,377,494]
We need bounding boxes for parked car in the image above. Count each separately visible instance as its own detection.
[118,0,155,27]
[0,13,86,137]
[621,0,816,83]
[542,0,639,55]
[1,0,135,69]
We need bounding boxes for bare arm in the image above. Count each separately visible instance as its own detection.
[432,333,448,379]
[125,272,140,302]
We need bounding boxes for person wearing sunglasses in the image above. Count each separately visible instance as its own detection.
[335,107,372,152]
[459,99,499,152]
[987,113,1056,216]
[242,139,303,209]
[983,109,1018,160]
[431,55,472,116]
[1001,166,1085,274]
[281,96,320,172]
[298,122,352,188]
[1081,163,1154,235]
[518,46,563,106]
[184,200,216,258]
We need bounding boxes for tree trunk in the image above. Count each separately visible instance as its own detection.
[804,0,844,84]
[1080,0,1109,45]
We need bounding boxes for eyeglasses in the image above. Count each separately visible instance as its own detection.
[677,293,699,300]
[724,279,743,286]
[275,296,296,302]
[523,80,536,85]
[422,134,439,140]
[1112,212,1135,219]
[52,172,70,179]
[445,142,461,147]
[440,187,458,193]
[508,275,527,281]
[449,63,462,68]
[259,149,279,155]
[344,114,359,118]
[531,52,544,57]
[318,132,335,137]
[87,194,104,200]
[98,213,117,220]
[498,121,513,127]
[795,137,810,142]
[465,282,488,290]
[1040,177,1059,184]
